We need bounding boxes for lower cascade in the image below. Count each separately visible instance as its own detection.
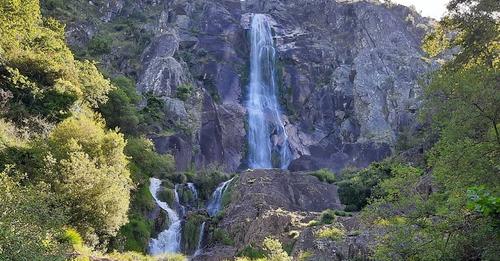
[193,221,206,256]
[247,14,292,169]
[207,178,234,217]
[148,178,182,255]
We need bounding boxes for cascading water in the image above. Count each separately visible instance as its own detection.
[207,178,234,217]
[193,221,206,256]
[149,178,182,255]
[174,184,186,217]
[247,14,292,169]
[187,182,199,202]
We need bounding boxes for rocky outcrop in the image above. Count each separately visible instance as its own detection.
[136,0,433,172]
[52,0,435,173]
[194,169,373,260]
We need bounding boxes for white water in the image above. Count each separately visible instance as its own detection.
[149,178,182,255]
[193,221,206,256]
[207,178,234,217]
[187,182,199,202]
[174,184,186,217]
[247,14,292,169]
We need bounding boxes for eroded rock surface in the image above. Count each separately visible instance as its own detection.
[54,0,435,173]
[136,0,433,172]
[195,169,373,260]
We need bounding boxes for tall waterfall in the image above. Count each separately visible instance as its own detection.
[247,14,292,169]
[149,178,182,255]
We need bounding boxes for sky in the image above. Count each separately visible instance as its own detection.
[391,0,449,19]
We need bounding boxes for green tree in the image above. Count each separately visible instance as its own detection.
[363,0,499,259]
[41,113,132,243]
[0,170,68,260]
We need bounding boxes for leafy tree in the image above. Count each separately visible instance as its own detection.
[0,170,68,260]
[100,75,141,135]
[40,113,132,243]
[362,0,499,259]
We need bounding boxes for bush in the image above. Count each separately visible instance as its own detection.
[319,209,337,224]
[337,160,396,211]
[182,214,205,254]
[88,35,112,55]
[316,226,345,241]
[158,188,174,206]
[192,166,228,201]
[116,215,153,252]
[62,228,83,247]
[212,228,234,246]
[237,245,266,259]
[310,169,336,184]
[176,83,193,101]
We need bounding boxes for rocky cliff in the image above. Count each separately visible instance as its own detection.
[53,0,433,173]
[194,169,372,260]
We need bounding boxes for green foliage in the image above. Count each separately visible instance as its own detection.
[125,137,175,182]
[158,188,175,206]
[310,168,336,183]
[212,228,234,246]
[115,215,153,253]
[238,245,266,259]
[176,83,193,101]
[88,35,112,56]
[337,160,397,211]
[466,186,500,217]
[0,171,68,260]
[319,209,336,224]
[0,2,113,126]
[192,166,228,201]
[99,75,141,135]
[262,237,292,261]
[181,214,205,254]
[62,227,83,247]
[315,226,345,241]
[358,1,500,259]
[140,92,166,132]
[42,113,132,242]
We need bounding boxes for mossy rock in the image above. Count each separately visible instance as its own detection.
[181,214,207,254]
[158,188,175,206]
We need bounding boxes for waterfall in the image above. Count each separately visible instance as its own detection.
[149,178,182,255]
[193,222,206,256]
[207,178,234,217]
[174,184,186,217]
[187,182,199,202]
[247,13,292,169]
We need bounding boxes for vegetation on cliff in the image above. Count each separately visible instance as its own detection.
[354,0,500,259]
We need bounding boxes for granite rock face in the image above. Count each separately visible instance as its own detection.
[134,0,433,172]
[194,169,372,261]
[57,0,434,172]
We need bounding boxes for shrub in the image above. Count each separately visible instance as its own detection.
[192,166,228,201]
[158,188,174,206]
[176,83,193,101]
[212,228,234,246]
[319,209,337,224]
[337,160,397,211]
[262,237,292,261]
[237,245,266,259]
[62,227,83,247]
[305,220,320,227]
[316,226,345,241]
[116,215,153,253]
[181,214,205,254]
[88,35,112,55]
[310,169,336,184]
